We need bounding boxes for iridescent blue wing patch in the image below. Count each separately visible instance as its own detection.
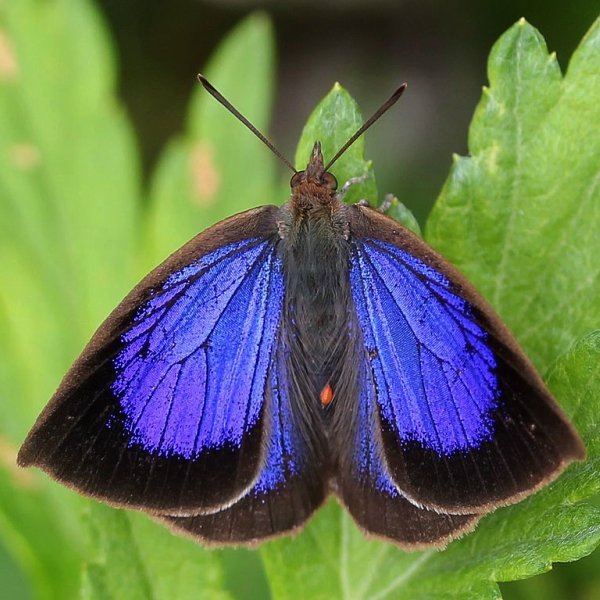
[18,207,325,523]
[336,207,585,522]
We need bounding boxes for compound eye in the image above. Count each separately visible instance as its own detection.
[290,172,303,188]
[322,172,338,190]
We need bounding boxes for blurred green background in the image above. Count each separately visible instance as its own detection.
[99,0,599,223]
[1,1,599,598]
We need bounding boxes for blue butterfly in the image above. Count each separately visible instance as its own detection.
[18,77,585,548]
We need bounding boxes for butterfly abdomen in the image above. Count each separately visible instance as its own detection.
[277,193,355,411]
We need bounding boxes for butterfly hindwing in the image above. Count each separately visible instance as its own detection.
[336,206,584,519]
[160,342,329,543]
[18,206,322,520]
[333,344,480,546]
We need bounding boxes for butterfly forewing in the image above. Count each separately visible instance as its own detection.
[18,206,303,515]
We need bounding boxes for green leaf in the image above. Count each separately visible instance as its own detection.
[545,331,600,502]
[295,83,378,206]
[81,505,231,600]
[0,1,141,598]
[0,0,142,436]
[145,13,276,269]
[381,195,422,235]
[0,459,83,600]
[427,17,600,373]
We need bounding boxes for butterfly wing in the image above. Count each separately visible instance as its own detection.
[333,206,584,543]
[334,357,479,547]
[160,338,329,543]
[18,206,326,530]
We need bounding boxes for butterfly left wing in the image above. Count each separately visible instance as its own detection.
[19,207,327,535]
[159,337,330,544]
[333,206,584,543]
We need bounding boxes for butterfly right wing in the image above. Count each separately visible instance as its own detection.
[331,205,583,547]
[19,206,327,531]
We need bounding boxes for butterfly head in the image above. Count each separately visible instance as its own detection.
[290,142,338,192]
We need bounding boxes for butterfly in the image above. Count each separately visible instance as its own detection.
[18,76,585,549]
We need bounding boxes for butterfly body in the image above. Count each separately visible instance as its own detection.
[278,142,353,408]
[19,138,585,548]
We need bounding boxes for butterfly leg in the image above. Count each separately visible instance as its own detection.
[337,174,370,200]
[377,193,395,213]
[357,193,395,212]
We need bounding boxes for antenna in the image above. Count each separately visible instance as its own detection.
[198,74,297,173]
[198,74,407,174]
[323,83,407,172]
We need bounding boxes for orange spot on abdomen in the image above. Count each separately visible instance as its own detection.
[320,383,333,406]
